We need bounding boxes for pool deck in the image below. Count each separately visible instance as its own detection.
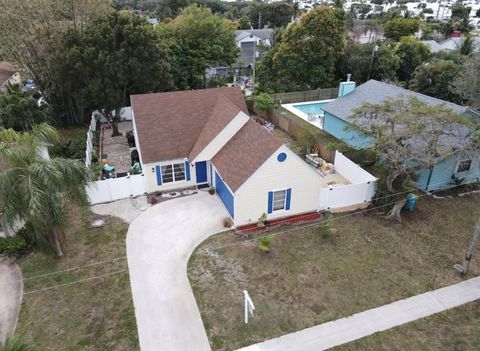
[281,99,335,130]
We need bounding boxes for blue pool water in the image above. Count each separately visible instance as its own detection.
[293,101,331,115]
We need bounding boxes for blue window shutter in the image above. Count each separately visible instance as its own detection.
[286,188,292,210]
[267,191,273,214]
[155,165,162,185]
[185,161,191,181]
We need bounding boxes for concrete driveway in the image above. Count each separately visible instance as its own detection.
[126,191,228,351]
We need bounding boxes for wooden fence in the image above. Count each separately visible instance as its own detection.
[268,108,336,162]
[271,87,339,106]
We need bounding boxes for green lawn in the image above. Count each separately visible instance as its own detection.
[337,300,480,350]
[188,194,480,350]
[16,207,139,351]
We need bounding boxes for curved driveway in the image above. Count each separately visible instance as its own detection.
[126,192,228,351]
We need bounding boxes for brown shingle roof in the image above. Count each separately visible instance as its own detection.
[0,61,16,87]
[212,119,283,192]
[188,95,242,161]
[131,87,247,164]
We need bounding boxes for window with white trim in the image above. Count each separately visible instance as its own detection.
[161,162,185,183]
[457,159,472,173]
[272,190,287,211]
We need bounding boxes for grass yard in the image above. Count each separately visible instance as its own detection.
[16,207,138,351]
[188,194,480,350]
[337,300,480,350]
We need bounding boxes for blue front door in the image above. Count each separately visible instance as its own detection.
[195,161,207,184]
[215,171,234,218]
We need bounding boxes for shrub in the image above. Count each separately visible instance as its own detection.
[257,235,273,253]
[208,188,215,195]
[254,93,274,115]
[0,236,27,255]
[257,213,267,227]
[50,133,86,160]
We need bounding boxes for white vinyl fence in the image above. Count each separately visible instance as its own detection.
[85,113,97,167]
[84,110,146,205]
[319,151,377,211]
[86,173,147,205]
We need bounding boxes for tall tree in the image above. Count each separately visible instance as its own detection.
[0,124,91,256]
[409,60,462,103]
[55,12,172,136]
[158,5,238,89]
[0,0,112,126]
[0,84,49,131]
[454,53,480,109]
[338,42,400,83]
[395,37,430,82]
[266,6,346,91]
[350,97,480,192]
[383,17,420,41]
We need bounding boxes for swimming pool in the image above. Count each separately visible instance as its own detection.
[281,99,335,130]
[293,101,331,116]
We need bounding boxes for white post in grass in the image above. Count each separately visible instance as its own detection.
[244,290,255,324]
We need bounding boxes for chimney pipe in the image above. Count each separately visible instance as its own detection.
[347,74,351,82]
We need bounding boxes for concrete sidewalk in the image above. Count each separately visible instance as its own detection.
[239,276,480,351]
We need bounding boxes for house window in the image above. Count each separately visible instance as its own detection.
[161,162,185,183]
[457,159,472,173]
[272,190,287,211]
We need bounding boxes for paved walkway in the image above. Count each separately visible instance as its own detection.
[239,276,480,351]
[0,258,23,344]
[126,191,228,351]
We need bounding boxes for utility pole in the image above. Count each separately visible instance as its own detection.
[367,44,378,81]
[454,219,480,275]
[252,39,256,94]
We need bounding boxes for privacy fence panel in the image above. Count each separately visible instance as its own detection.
[86,173,147,205]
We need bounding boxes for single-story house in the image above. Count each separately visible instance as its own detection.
[321,79,480,191]
[422,37,480,53]
[130,87,324,226]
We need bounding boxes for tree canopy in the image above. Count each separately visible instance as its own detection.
[258,6,346,92]
[55,12,172,136]
[158,4,238,90]
[395,37,431,82]
[0,0,112,126]
[454,53,480,109]
[0,84,49,131]
[350,97,479,192]
[384,18,420,41]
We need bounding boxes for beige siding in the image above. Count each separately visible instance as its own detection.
[144,159,197,193]
[234,145,322,226]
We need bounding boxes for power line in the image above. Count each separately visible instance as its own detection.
[23,269,129,295]
[5,256,127,287]
[204,182,473,253]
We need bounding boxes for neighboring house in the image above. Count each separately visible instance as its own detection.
[130,87,367,226]
[235,29,273,67]
[206,29,273,79]
[422,37,480,53]
[321,79,480,191]
[0,61,21,92]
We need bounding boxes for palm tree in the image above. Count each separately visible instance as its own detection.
[0,123,91,256]
[459,35,476,56]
